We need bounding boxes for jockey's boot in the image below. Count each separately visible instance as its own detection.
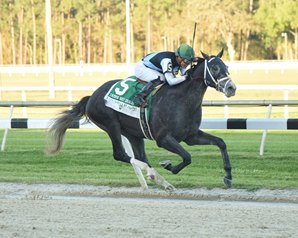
[133,77,161,107]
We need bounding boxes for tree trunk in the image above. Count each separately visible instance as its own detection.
[78,21,83,62]
[9,3,16,65]
[130,18,134,63]
[226,32,235,62]
[18,7,24,64]
[103,29,107,64]
[120,34,125,62]
[295,28,298,60]
[200,29,204,52]
[61,11,65,64]
[44,34,46,64]
[109,28,112,63]
[243,0,253,61]
[31,0,37,64]
[146,0,151,54]
[53,38,57,64]
[290,28,298,60]
[103,9,109,64]
[238,30,242,60]
[54,38,62,64]
[87,16,91,64]
[243,29,250,61]
[24,34,28,64]
[0,32,3,64]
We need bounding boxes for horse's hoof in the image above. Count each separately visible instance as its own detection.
[159,160,172,170]
[224,177,232,188]
[164,182,176,193]
[165,184,176,193]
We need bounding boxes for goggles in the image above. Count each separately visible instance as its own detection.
[181,57,191,65]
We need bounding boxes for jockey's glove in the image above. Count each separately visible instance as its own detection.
[193,57,201,62]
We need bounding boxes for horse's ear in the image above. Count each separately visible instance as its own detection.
[201,51,210,60]
[217,48,224,58]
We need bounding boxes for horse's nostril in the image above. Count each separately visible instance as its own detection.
[228,86,235,92]
[225,85,236,97]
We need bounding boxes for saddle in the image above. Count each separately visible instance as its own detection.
[135,78,164,106]
[104,76,164,140]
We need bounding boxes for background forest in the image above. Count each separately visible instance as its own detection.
[0,0,298,65]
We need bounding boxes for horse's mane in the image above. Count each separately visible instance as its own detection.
[191,57,204,71]
[188,57,204,79]
[196,57,205,65]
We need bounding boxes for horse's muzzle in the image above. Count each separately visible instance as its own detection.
[224,80,236,97]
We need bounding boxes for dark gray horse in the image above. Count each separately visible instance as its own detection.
[47,49,236,191]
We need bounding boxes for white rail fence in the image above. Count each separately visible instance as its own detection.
[0,61,297,74]
[1,85,298,118]
[1,100,298,155]
[0,61,297,97]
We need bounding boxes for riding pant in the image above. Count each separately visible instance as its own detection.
[135,59,188,86]
[135,60,165,82]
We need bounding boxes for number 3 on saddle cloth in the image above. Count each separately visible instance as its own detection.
[104,76,162,140]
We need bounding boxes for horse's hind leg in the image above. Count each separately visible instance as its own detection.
[93,120,131,163]
[121,135,148,189]
[184,129,232,188]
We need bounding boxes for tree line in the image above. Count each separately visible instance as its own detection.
[0,0,297,65]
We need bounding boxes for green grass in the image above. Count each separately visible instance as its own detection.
[0,129,297,190]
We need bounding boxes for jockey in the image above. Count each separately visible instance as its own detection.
[133,43,196,106]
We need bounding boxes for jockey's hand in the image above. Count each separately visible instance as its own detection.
[193,57,201,62]
[185,68,193,80]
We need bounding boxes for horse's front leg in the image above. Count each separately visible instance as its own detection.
[157,135,192,174]
[184,130,232,188]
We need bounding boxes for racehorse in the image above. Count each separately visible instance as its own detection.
[47,49,236,191]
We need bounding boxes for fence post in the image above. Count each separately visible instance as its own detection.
[1,105,14,152]
[68,83,73,102]
[22,90,27,117]
[284,89,289,118]
[224,95,229,118]
[259,104,272,156]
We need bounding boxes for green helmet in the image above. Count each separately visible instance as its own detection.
[175,43,195,61]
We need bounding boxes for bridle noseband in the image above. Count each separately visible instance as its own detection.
[203,57,231,93]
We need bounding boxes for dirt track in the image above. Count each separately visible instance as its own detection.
[0,183,298,238]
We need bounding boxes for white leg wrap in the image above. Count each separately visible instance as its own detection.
[130,158,149,170]
[123,136,174,191]
[131,161,148,190]
[121,135,134,157]
[122,135,148,189]
[147,168,176,192]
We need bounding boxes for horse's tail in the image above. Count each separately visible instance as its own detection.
[46,96,90,155]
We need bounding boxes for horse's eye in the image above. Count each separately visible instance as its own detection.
[211,65,220,75]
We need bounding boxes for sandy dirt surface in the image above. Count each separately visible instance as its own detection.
[0,183,298,238]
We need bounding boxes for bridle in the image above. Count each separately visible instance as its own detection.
[203,57,232,94]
